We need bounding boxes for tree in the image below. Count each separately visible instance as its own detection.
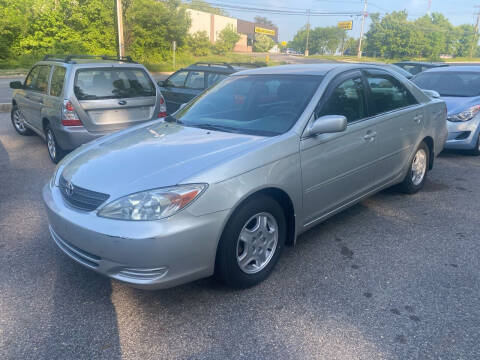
[253,34,274,52]
[289,26,345,55]
[125,0,190,62]
[186,0,227,16]
[187,31,211,56]
[254,16,275,27]
[213,25,240,55]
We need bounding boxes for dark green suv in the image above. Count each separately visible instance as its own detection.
[158,62,260,114]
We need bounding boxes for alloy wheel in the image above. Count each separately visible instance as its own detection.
[13,109,26,132]
[411,148,427,186]
[236,212,278,274]
[47,130,56,160]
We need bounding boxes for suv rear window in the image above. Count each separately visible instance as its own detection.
[74,68,155,100]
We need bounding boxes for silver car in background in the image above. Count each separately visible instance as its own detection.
[10,55,166,163]
[43,64,447,290]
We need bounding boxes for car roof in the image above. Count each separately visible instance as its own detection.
[232,63,390,76]
[420,65,480,73]
[36,60,145,68]
[395,61,447,66]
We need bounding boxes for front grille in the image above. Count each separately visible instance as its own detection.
[59,175,109,211]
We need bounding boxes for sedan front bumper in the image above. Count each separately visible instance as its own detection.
[42,183,228,289]
[445,117,480,150]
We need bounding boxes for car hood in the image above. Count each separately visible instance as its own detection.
[61,121,265,196]
[441,96,480,116]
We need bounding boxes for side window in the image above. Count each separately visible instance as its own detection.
[50,66,67,97]
[35,65,51,93]
[317,77,366,123]
[24,66,40,90]
[207,73,228,87]
[366,74,417,115]
[166,71,188,88]
[185,71,205,90]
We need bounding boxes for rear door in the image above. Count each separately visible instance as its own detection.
[21,65,51,131]
[72,67,157,132]
[364,70,423,185]
[300,71,379,225]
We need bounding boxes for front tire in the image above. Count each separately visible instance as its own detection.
[469,133,480,156]
[399,141,429,194]
[45,124,65,164]
[215,195,286,288]
[11,106,33,136]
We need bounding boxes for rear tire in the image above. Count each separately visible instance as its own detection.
[215,195,286,288]
[45,124,65,164]
[399,141,429,194]
[11,105,33,136]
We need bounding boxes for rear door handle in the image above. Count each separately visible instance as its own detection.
[414,114,423,123]
[364,131,377,142]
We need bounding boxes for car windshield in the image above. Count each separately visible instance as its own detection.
[413,71,480,97]
[173,74,322,136]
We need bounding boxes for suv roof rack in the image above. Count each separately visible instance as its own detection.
[43,54,136,63]
[228,62,264,68]
[190,62,234,69]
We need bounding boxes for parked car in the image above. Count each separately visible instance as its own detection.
[394,61,448,76]
[412,66,480,155]
[43,64,447,290]
[158,62,261,114]
[10,55,166,163]
[361,62,414,79]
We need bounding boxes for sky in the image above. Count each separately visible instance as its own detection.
[223,0,480,41]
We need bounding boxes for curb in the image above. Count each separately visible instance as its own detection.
[0,103,11,113]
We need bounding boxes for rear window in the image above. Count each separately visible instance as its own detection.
[74,68,155,100]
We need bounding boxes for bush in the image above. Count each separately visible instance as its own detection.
[213,25,240,55]
[187,31,211,56]
[253,34,274,52]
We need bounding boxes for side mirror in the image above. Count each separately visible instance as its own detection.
[423,89,440,98]
[306,115,347,137]
[10,81,23,89]
[157,80,165,87]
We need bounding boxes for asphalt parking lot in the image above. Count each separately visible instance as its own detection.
[1,111,479,360]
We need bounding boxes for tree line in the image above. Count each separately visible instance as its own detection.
[0,0,242,67]
[289,11,480,59]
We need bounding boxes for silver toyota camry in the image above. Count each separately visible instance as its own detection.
[43,64,448,289]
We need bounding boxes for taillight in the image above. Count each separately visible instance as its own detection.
[62,100,82,126]
[158,96,167,118]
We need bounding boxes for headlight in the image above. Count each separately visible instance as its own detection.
[97,184,207,221]
[448,105,480,122]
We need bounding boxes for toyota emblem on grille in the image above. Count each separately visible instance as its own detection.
[65,181,74,196]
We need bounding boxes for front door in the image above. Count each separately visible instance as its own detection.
[160,70,205,113]
[300,72,379,226]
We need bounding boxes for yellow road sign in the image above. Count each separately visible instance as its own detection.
[281,41,287,46]
[255,26,276,36]
[337,21,353,30]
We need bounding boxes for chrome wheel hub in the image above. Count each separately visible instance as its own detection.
[411,148,427,186]
[47,130,56,159]
[236,212,278,274]
[13,110,26,132]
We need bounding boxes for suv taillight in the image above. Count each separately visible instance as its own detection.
[62,100,82,126]
[158,96,167,118]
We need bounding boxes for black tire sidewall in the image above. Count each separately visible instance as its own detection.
[401,142,429,194]
[45,124,62,163]
[469,133,480,156]
[216,195,287,288]
[11,106,31,135]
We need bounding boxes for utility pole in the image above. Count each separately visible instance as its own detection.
[471,5,480,58]
[357,0,367,58]
[116,0,125,57]
[305,9,310,56]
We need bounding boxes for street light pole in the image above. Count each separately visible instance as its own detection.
[357,0,367,58]
[116,0,125,57]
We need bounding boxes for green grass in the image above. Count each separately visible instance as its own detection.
[309,54,480,64]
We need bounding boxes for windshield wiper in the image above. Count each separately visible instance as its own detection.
[190,123,240,133]
[164,115,183,124]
